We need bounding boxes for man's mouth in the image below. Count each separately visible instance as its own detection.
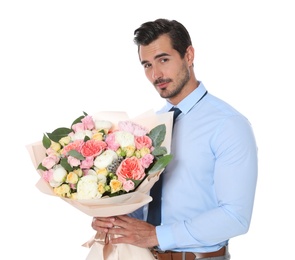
[154,79,171,89]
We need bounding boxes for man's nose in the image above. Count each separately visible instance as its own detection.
[151,66,163,80]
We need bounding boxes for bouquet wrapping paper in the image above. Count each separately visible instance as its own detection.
[27,110,173,260]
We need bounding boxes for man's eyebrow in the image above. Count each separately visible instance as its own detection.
[141,53,171,65]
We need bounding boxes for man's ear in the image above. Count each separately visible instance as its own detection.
[185,45,195,67]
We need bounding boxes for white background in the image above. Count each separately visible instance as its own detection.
[1,1,294,259]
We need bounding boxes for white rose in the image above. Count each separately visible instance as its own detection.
[50,165,67,187]
[71,130,93,141]
[77,175,102,200]
[115,131,135,148]
[94,150,118,169]
[97,173,107,183]
[95,120,113,131]
[87,170,107,183]
[87,169,97,176]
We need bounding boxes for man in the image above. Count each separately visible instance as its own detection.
[92,19,258,260]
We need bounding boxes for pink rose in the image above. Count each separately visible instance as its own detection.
[140,153,154,168]
[82,115,95,130]
[81,139,107,157]
[62,140,84,156]
[72,122,85,133]
[42,169,54,182]
[116,157,145,182]
[80,156,94,169]
[42,154,59,169]
[46,147,58,156]
[135,135,152,149]
[67,156,80,167]
[123,180,135,192]
[105,132,120,151]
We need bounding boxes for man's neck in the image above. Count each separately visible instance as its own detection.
[167,79,200,105]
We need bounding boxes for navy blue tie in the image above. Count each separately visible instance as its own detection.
[147,107,182,226]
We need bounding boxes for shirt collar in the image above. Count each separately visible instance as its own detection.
[165,81,207,114]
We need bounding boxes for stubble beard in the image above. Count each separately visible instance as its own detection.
[158,63,190,100]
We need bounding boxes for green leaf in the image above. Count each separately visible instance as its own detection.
[152,146,167,156]
[42,134,51,149]
[148,154,173,174]
[130,179,142,188]
[71,111,88,127]
[108,190,127,197]
[60,158,73,172]
[37,162,47,171]
[68,150,85,160]
[47,127,72,142]
[148,124,166,147]
[71,116,84,127]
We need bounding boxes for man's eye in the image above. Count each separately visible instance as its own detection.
[144,63,151,69]
[160,58,168,63]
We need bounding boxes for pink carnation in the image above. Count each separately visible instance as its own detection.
[118,121,148,136]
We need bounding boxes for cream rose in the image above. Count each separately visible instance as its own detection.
[110,179,123,193]
[50,141,61,152]
[71,130,93,141]
[50,165,67,187]
[66,171,79,184]
[96,173,107,184]
[94,149,118,169]
[53,184,71,197]
[115,131,135,148]
[77,175,102,200]
[94,120,113,132]
[59,136,71,147]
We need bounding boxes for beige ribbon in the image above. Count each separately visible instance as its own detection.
[82,232,119,260]
[83,231,156,260]
[82,231,108,248]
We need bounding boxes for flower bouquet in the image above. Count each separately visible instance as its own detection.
[27,110,173,260]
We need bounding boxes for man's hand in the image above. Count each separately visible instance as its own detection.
[92,215,159,248]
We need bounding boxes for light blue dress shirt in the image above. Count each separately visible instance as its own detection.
[132,82,258,253]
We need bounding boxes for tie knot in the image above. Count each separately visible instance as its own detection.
[169,107,182,121]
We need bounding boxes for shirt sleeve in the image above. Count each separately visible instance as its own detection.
[156,115,258,250]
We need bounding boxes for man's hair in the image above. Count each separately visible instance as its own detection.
[133,18,192,58]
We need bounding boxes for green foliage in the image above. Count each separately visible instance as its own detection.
[148,154,173,174]
[42,134,51,149]
[71,112,87,127]
[147,124,172,174]
[39,112,173,199]
[60,157,73,172]
[152,146,168,156]
[37,162,47,171]
[132,179,143,187]
[47,127,72,143]
[68,150,85,160]
[148,124,166,147]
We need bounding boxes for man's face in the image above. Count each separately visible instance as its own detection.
[139,34,191,103]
